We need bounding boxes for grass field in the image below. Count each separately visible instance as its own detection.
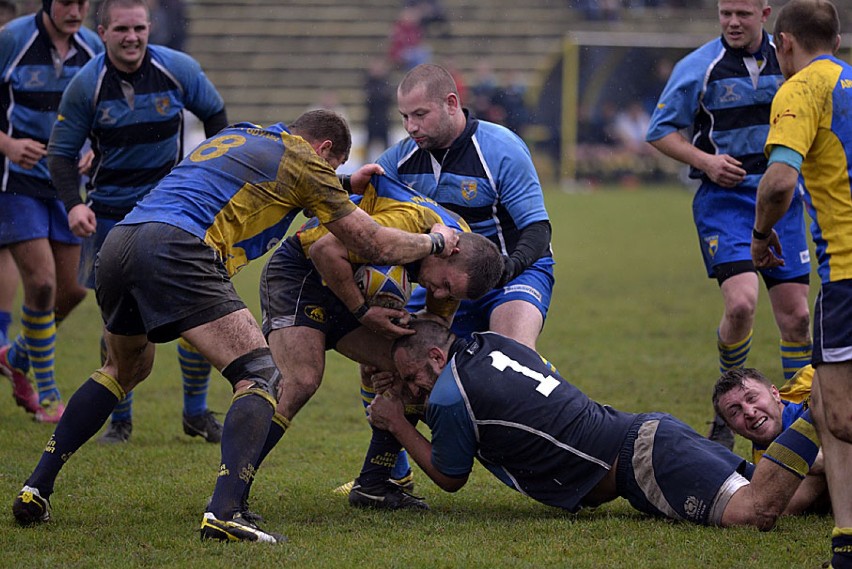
[0,186,833,568]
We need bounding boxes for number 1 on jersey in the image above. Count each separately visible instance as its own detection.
[487,350,560,396]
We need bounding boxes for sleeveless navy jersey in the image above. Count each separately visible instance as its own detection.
[426,332,636,512]
[377,112,551,259]
[0,12,103,197]
[49,45,225,217]
[646,31,783,189]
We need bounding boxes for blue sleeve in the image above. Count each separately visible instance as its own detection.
[0,24,19,75]
[426,370,478,478]
[48,60,99,159]
[767,145,803,172]
[646,46,710,142]
[161,48,224,120]
[483,124,549,229]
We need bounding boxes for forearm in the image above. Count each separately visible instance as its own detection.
[388,418,467,492]
[502,220,551,285]
[309,235,365,312]
[648,131,707,171]
[326,208,446,265]
[754,163,797,234]
[47,154,84,211]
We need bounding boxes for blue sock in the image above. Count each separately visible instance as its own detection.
[110,391,133,422]
[0,310,11,345]
[718,329,752,374]
[27,372,122,497]
[178,338,211,417]
[779,339,812,381]
[8,333,29,373]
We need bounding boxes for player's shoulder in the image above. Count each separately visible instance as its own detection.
[74,26,103,53]
[148,44,201,73]
[471,119,530,156]
[0,14,36,53]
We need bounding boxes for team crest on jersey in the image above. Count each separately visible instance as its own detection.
[461,180,477,201]
[704,235,719,258]
[98,106,117,126]
[155,97,171,115]
[24,69,45,88]
[304,305,326,323]
[720,84,741,104]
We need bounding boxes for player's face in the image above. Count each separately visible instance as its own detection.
[394,350,439,400]
[716,377,784,446]
[417,257,470,301]
[50,0,89,36]
[718,0,769,53]
[397,84,458,150]
[99,5,150,74]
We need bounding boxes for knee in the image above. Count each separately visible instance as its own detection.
[725,298,756,324]
[25,279,55,309]
[55,287,87,319]
[824,413,852,443]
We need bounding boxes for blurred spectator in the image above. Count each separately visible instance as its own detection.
[364,58,393,161]
[405,0,450,37]
[493,70,529,135]
[612,100,651,155]
[148,0,188,52]
[0,0,15,27]
[469,60,499,121]
[388,6,431,71]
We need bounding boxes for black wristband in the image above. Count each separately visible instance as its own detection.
[351,302,370,320]
[429,232,445,255]
[752,227,771,240]
[339,174,353,194]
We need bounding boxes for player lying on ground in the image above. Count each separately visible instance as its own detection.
[713,366,828,515]
[368,319,820,528]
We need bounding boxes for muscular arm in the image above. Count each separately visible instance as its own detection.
[323,207,458,265]
[368,393,468,492]
[648,131,745,188]
[202,109,229,138]
[500,220,551,286]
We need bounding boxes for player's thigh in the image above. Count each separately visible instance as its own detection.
[8,238,56,304]
[813,362,852,435]
[490,300,543,350]
[182,308,268,371]
[268,326,327,382]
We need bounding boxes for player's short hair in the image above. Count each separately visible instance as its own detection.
[774,0,840,54]
[398,63,460,105]
[711,367,773,416]
[392,318,454,361]
[99,0,149,27]
[289,109,352,164]
[446,232,503,300]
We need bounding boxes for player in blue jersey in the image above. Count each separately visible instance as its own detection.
[646,0,812,451]
[230,175,503,515]
[47,0,228,444]
[0,0,103,422]
[341,62,555,506]
[750,2,852,565]
[11,110,463,543]
[713,366,828,515]
[368,319,821,529]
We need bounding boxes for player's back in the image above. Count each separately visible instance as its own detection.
[121,122,348,274]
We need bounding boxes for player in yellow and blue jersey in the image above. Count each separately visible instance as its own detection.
[48,0,228,444]
[0,0,103,422]
[11,110,463,544]
[751,2,852,566]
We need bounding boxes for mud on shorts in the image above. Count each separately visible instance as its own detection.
[95,222,245,343]
[615,412,752,526]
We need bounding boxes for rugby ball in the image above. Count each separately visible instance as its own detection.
[354,264,412,309]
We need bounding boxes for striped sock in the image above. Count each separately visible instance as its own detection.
[178,338,212,417]
[8,332,29,373]
[718,329,752,374]
[0,310,11,345]
[21,306,58,403]
[779,339,812,381]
